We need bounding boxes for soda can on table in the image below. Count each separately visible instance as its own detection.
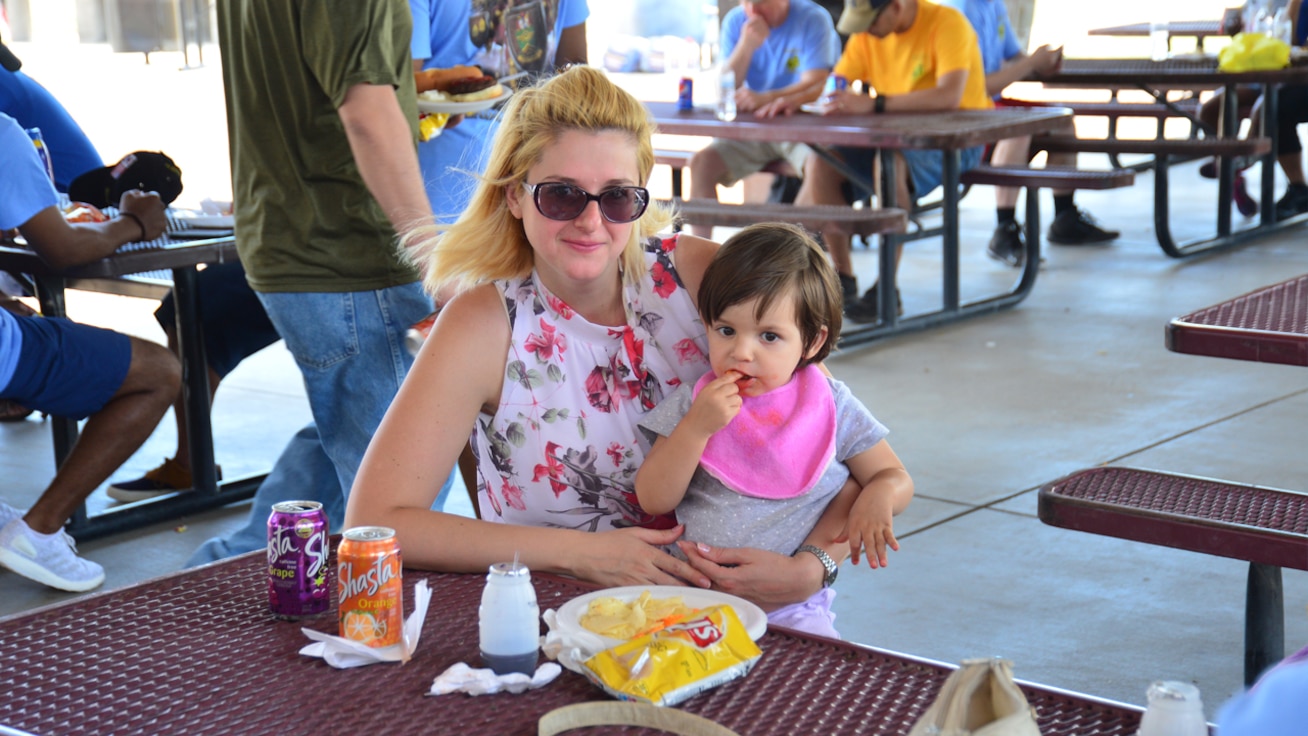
[822,73,848,98]
[337,526,404,649]
[677,76,694,111]
[267,501,330,619]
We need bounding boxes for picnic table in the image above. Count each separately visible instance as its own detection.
[0,225,262,541]
[645,101,1072,346]
[1089,20,1224,51]
[0,546,1150,735]
[1036,57,1308,257]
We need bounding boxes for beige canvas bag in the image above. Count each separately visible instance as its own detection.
[907,658,1042,736]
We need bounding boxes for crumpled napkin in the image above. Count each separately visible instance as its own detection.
[428,661,562,696]
[540,608,610,674]
[299,580,431,668]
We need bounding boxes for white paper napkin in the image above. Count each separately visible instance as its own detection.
[540,608,610,674]
[428,661,562,696]
[299,579,431,668]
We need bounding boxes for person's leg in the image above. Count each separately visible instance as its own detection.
[258,286,455,514]
[184,423,343,567]
[110,262,281,500]
[795,151,856,288]
[0,319,178,590]
[986,137,1029,267]
[1274,84,1308,219]
[1036,117,1119,246]
[686,146,730,238]
[686,140,778,238]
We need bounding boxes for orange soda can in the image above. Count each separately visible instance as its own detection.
[337,526,403,649]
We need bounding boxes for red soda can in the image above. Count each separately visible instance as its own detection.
[338,526,404,649]
[267,501,330,618]
[405,310,438,356]
[822,73,848,98]
[677,77,694,111]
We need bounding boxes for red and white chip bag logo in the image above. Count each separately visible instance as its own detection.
[666,616,724,648]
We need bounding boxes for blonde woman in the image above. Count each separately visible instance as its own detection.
[347,67,854,611]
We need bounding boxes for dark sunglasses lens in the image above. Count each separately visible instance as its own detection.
[536,184,588,220]
[598,187,648,223]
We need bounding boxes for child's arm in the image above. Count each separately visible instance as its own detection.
[635,371,745,515]
[839,441,914,568]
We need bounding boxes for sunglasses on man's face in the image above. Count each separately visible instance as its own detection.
[523,182,650,223]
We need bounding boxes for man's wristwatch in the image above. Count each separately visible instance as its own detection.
[796,544,838,588]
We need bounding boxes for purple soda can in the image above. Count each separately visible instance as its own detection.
[678,76,694,111]
[267,500,330,618]
[26,128,55,185]
[822,74,848,98]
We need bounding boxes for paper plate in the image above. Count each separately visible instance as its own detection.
[554,585,767,649]
[417,87,514,115]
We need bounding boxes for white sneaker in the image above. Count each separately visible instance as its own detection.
[0,519,105,592]
[0,500,22,527]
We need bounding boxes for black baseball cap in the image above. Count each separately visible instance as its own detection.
[69,151,184,208]
[0,40,21,72]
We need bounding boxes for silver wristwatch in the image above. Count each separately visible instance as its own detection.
[796,544,838,587]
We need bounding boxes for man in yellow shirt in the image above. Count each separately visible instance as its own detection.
[789,0,989,322]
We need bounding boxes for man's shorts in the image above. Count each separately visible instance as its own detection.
[707,138,812,187]
[2,315,131,420]
[833,144,986,202]
[154,261,280,379]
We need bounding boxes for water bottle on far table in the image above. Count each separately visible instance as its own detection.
[1150,20,1170,61]
[1273,5,1293,44]
[1137,680,1208,736]
[717,66,736,122]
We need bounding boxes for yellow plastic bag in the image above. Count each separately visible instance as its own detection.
[1218,32,1290,72]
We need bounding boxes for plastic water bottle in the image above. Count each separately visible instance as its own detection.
[478,560,540,676]
[26,128,55,185]
[1273,6,1293,44]
[1137,681,1207,736]
[717,67,736,122]
[1150,21,1170,61]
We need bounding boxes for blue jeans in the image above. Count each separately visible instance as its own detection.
[186,284,454,567]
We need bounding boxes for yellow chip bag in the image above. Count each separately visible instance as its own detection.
[583,605,762,707]
[418,112,450,142]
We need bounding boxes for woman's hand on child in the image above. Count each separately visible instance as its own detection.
[837,487,900,569]
[580,524,713,589]
[684,371,745,437]
[677,540,827,611]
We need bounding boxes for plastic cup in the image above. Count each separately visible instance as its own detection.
[1150,21,1170,61]
[1137,680,1207,736]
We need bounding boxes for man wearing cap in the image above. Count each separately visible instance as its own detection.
[788,0,990,322]
[685,0,841,237]
[0,111,178,592]
[940,0,1118,268]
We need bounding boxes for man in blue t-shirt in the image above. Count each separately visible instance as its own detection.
[410,0,590,223]
[940,0,1118,268]
[0,112,178,593]
[0,65,104,193]
[685,0,840,237]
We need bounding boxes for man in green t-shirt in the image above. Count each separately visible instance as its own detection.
[187,0,454,565]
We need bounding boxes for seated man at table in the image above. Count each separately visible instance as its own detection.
[940,0,1119,268]
[685,0,841,237]
[789,0,991,322]
[0,111,176,592]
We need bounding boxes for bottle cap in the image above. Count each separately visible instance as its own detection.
[489,561,531,577]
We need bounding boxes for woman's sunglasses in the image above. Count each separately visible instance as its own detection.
[523,182,650,223]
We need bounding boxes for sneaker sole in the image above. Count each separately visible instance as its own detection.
[106,486,190,503]
[0,547,105,592]
[1047,234,1117,246]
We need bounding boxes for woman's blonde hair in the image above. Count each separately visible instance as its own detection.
[407,66,673,295]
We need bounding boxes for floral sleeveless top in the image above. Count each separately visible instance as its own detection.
[472,236,712,530]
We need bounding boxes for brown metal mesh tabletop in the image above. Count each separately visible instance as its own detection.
[1166,273,1308,366]
[0,551,1144,735]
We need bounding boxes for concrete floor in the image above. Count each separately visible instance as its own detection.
[3,29,1307,722]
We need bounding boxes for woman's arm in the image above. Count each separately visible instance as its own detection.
[346,285,711,587]
[668,233,720,302]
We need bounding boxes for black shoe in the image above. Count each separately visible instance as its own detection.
[1274,185,1308,220]
[838,273,858,302]
[986,221,1025,268]
[1047,207,1119,245]
[844,284,904,324]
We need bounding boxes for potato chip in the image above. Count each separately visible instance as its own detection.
[578,591,698,640]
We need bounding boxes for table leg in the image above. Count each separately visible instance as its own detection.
[171,266,218,495]
[878,149,898,327]
[1217,84,1236,237]
[941,150,960,312]
[1261,82,1279,225]
[1245,562,1284,686]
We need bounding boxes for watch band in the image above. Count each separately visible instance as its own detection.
[874,94,887,114]
[796,544,838,587]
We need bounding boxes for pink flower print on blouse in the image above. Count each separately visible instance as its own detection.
[673,338,704,365]
[606,441,627,467]
[525,317,567,361]
[650,261,676,298]
[532,442,570,497]
[501,479,526,511]
[546,292,574,320]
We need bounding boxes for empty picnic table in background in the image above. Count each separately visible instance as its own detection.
[1042,274,1308,686]
[0,546,1150,735]
[1089,20,1225,51]
[0,222,262,542]
[1035,57,1308,257]
[645,101,1079,346]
